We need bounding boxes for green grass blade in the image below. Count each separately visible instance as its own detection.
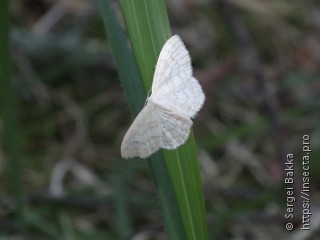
[97,0,145,115]
[0,0,23,215]
[113,162,136,238]
[119,1,208,239]
[119,0,170,90]
[23,208,59,237]
[97,1,186,239]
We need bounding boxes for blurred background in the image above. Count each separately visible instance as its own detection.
[1,0,320,239]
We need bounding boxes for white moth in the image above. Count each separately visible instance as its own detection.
[121,35,205,159]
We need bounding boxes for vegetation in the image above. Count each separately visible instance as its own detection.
[0,0,319,239]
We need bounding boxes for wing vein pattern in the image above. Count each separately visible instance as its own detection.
[121,35,205,159]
